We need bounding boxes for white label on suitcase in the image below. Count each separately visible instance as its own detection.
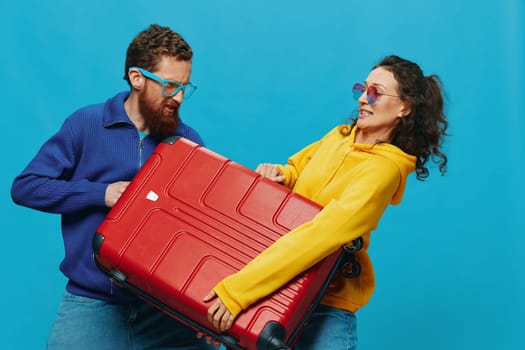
[146,190,159,202]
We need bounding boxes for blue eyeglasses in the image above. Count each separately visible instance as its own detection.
[129,66,197,100]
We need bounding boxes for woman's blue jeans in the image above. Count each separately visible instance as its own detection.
[46,291,216,350]
[294,304,358,350]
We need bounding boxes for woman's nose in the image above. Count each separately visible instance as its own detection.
[358,89,369,105]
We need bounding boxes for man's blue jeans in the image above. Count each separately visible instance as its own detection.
[46,291,216,350]
[294,304,358,350]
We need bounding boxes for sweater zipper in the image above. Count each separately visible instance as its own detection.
[139,138,144,168]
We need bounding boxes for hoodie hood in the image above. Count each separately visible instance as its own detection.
[350,127,416,204]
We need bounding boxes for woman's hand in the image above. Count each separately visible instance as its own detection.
[196,290,236,348]
[203,290,236,332]
[255,163,285,183]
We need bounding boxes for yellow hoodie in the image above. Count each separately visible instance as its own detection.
[213,125,416,316]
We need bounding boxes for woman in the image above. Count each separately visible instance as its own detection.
[203,55,448,349]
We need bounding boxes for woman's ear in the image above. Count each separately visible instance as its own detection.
[398,101,412,118]
[128,68,144,90]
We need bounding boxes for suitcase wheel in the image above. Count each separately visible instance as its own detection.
[341,261,361,279]
[109,269,127,284]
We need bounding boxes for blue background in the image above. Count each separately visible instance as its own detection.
[1,0,523,349]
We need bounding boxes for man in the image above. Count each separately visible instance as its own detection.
[11,24,214,349]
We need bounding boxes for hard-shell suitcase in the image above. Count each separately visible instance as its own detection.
[93,137,360,350]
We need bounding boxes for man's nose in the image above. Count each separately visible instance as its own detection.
[171,89,184,104]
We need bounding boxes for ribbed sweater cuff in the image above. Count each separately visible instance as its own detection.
[84,181,110,208]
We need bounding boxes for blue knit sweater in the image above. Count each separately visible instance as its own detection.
[11,91,204,302]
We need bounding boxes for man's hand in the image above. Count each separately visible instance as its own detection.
[196,332,222,348]
[104,181,130,207]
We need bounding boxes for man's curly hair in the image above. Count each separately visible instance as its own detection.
[123,24,193,84]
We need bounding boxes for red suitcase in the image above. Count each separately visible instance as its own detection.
[93,137,357,350]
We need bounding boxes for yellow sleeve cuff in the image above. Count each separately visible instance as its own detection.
[213,282,244,318]
[277,164,294,188]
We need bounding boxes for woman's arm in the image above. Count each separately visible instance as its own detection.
[206,157,402,326]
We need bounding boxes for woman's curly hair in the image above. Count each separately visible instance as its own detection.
[123,24,193,85]
[342,55,448,180]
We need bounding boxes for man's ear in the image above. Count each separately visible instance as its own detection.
[128,68,144,90]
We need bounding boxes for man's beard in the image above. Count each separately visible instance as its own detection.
[138,93,180,141]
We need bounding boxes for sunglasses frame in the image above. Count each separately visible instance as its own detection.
[352,83,400,105]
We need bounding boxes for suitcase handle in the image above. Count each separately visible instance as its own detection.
[342,237,364,254]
